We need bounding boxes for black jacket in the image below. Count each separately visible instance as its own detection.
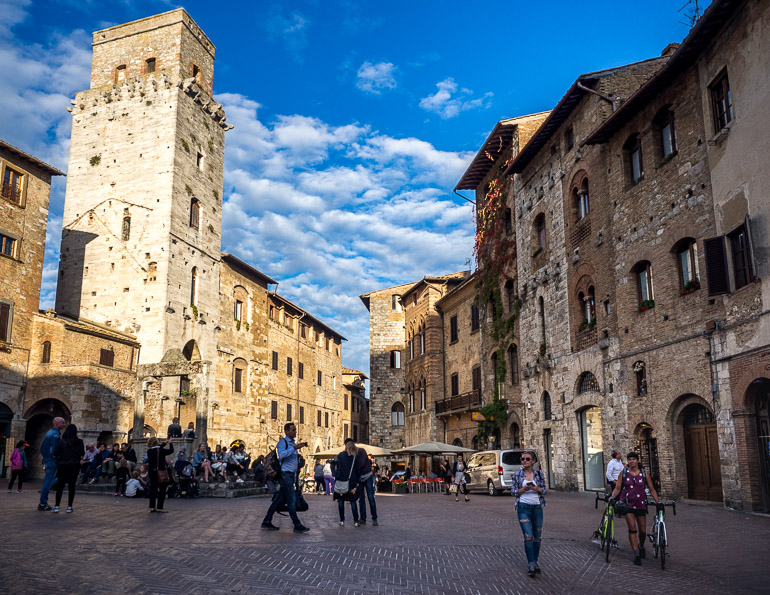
[451,461,468,475]
[147,443,174,474]
[334,451,361,494]
[356,448,372,477]
[122,447,137,463]
[54,438,85,466]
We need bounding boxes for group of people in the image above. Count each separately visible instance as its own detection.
[260,424,379,532]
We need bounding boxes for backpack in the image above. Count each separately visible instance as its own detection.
[264,438,286,482]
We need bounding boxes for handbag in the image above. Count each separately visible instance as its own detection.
[155,448,170,483]
[449,483,458,493]
[464,472,471,484]
[334,456,355,496]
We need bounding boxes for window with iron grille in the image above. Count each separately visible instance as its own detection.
[99,348,114,367]
[578,371,600,394]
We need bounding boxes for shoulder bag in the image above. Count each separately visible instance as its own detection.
[155,448,170,483]
[334,456,355,496]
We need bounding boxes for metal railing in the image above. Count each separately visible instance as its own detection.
[436,389,482,415]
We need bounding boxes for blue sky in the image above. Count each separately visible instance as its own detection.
[1,0,705,378]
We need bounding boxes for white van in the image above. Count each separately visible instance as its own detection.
[465,449,541,496]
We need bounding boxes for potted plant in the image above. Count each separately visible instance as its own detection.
[638,299,655,312]
[680,279,701,295]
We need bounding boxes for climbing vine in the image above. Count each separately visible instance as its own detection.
[473,149,519,443]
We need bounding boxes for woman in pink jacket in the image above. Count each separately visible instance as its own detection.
[7,441,29,493]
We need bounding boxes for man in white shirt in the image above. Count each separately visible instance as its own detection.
[605,450,625,491]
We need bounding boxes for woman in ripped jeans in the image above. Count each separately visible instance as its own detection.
[511,452,547,577]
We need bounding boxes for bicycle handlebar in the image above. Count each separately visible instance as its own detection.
[649,499,677,515]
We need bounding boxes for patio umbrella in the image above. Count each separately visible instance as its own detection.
[312,443,394,458]
[391,441,474,455]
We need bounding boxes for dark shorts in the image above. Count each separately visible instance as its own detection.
[628,507,648,517]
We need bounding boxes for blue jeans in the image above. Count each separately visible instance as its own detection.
[40,463,58,506]
[264,473,301,527]
[517,503,543,565]
[357,475,377,520]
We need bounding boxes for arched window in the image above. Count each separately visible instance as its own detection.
[41,341,51,364]
[419,327,425,354]
[391,402,405,426]
[673,238,700,294]
[534,213,546,254]
[543,391,552,421]
[632,261,654,308]
[505,279,516,313]
[584,286,596,323]
[653,106,677,160]
[190,267,198,305]
[575,179,589,220]
[508,344,519,385]
[624,134,644,184]
[633,361,647,396]
[578,371,600,394]
[189,198,200,229]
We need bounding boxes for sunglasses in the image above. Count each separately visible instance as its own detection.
[520,457,532,461]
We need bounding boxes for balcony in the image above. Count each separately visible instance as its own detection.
[436,389,482,416]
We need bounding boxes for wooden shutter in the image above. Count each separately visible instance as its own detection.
[0,303,9,342]
[703,236,730,295]
[744,214,758,282]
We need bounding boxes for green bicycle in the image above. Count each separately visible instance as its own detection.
[593,492,619,562]
[649,500,676,569]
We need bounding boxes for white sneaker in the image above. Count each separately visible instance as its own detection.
[51,506,60,513]
[338,521,344,526]
[236,478,244,484]
[66,507,73,513]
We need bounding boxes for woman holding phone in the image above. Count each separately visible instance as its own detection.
[511,451,547,577]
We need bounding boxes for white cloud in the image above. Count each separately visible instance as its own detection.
[264,10,310,60]
[356,61,397,94]
[419,77,493,119]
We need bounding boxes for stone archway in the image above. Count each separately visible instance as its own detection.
[23,399,71,479]
[633,422,661,494]
[506,411,522,448]
[668,394,722,502]
[743,377,770,511]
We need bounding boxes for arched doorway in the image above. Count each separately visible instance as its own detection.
[0,402,13,478]
[634,423,661,494]
[681,403,722,501]
[182,340,201,361]
[452,438,464,448]
[579,406,604,491]
[747,378,770,510]
[23,399,70,478]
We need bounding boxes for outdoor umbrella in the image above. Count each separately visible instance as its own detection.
[312,443,393,458]
[391,441,474,455]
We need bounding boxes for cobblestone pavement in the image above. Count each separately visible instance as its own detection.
[2,482,769,594]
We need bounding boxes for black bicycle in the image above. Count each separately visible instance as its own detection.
[593,492,619,562]
[648,500,676,569]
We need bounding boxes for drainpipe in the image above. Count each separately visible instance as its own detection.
[454,189,475,205]
[576,81,617,112]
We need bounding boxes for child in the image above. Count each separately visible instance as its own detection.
[7,441,28,493]
[125,471,143,498]
[115,459,130,496]
[137,463,150,497]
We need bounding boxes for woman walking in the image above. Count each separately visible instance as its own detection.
[147,436,174,512]
[333,439,360,526]
[323,460,335,495]
[611,451,659,565]
[7,441,28,493]
[53,424,85,513]
[440,459,452,496]
[511,451,547,577]
[452,454,470,502]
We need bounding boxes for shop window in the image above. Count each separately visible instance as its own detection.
[709,69,733,133]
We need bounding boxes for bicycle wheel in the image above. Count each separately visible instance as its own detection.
[660,542,666,569]
[652,528,659,558]
[598,514,607,552]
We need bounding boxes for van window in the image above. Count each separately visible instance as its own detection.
[482,453,497,466]
[467,454,480,467]
[502,451,537,466]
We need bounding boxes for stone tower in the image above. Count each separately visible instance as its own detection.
[56,9,230,367]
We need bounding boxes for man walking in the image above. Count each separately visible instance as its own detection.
[38,416,66,511]
[261,423,310,533]
[356,446,378,526]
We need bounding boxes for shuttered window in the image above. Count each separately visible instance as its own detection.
[271,350,278,370]
[99,348,114,367]
[703,237,730,295]
[0,302,10,342]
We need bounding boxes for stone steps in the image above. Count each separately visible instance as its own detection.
[73,479,270,498]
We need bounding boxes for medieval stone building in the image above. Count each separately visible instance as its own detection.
[342,368,369,443]
[461,0,770,510]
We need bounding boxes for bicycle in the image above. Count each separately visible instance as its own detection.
[649,500,676,569]
[593,492,619,562]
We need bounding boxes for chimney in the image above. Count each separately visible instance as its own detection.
[661,42,681,57]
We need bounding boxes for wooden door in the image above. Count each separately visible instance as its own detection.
[684,424,722,501]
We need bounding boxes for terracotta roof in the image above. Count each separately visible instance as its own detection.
[268,292,346,342]
[221,253,277,286]
[401,271,471,302]
[504,57,668,175]
[359,280,419,310]
[455,112,550,191]
[342,367,368,379]
[0,140,65,177]
[585,0,745,145]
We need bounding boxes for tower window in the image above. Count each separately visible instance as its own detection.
[122,216,131,241]
[192,64,201,84]
[190,267,198,305]
[190,198,200,229]
[115,65,126,82]
[148,262,157,282]
[145,58,156,73]
[196,152,203,170]
[0,233,18,259]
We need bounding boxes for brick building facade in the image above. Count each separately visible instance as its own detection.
[342,368,369,444]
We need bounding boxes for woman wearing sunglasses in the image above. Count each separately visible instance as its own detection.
[511,451,547,577]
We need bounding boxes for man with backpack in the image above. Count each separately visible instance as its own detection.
[261,423,310,533]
